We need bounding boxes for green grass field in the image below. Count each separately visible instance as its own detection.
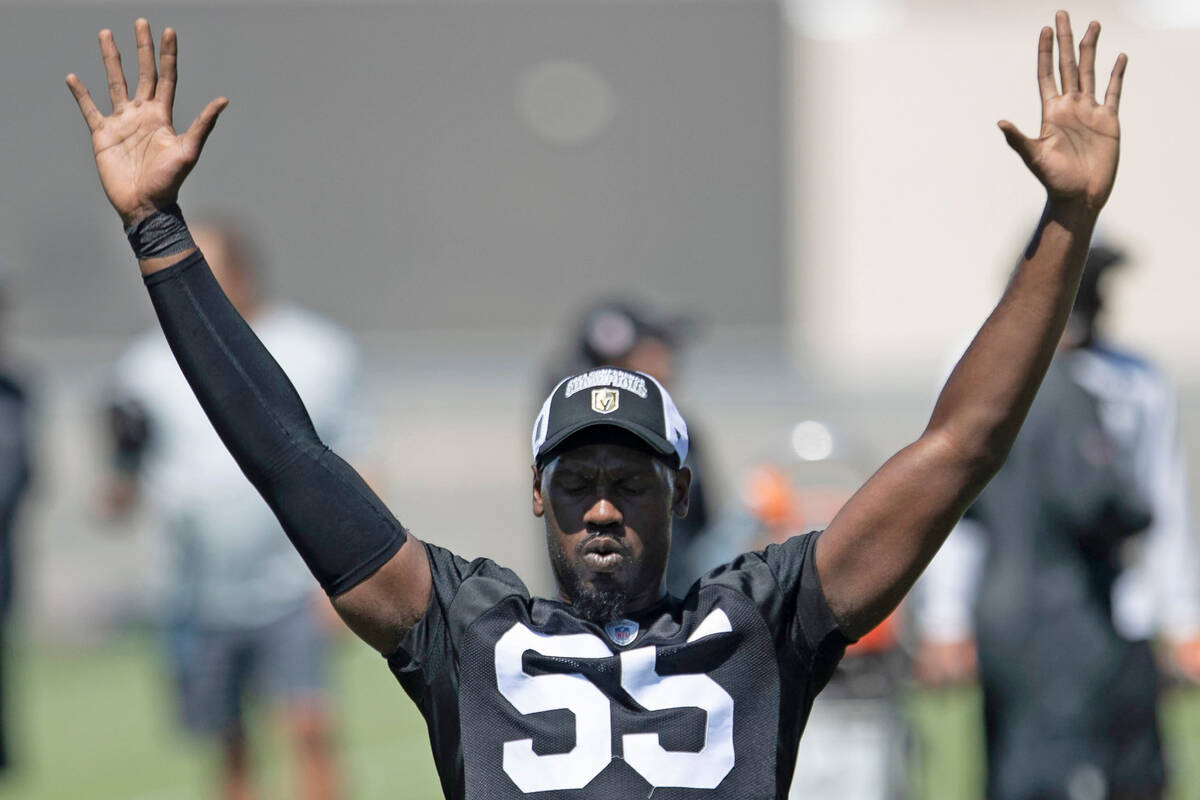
[0,633,443,799]
[0,633,1197,799]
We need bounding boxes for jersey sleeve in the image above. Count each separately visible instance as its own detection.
[760,531,850,662]
[701,530,849,691]
[385,542,528,798]
[388,541,529,692]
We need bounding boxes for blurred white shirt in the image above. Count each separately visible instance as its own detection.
[111,304,368,629]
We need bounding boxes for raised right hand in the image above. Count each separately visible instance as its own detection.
[66,19,227,227]
[998,12,1126,214]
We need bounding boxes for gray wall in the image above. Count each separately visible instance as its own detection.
[0,1,783,341]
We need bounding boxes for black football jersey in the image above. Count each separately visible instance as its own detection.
[388,530,847,799]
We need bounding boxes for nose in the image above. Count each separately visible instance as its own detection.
[583,497,623,531]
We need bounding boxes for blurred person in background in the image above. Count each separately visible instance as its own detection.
[546,299,713,595]
[915,243,1200,800]
[0,286,33,775]
[101,218,363,800]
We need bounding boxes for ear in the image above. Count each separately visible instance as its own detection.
[671,466,692,518]
[532,464,546,518]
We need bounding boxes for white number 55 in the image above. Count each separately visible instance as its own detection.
[494,610,736,793]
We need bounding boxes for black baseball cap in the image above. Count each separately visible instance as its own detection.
[1074,242,1128,321]
[531,367,689,468]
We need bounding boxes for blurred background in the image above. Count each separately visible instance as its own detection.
[0,0,1197,797]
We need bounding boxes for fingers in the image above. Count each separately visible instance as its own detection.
[157,27,178,115]
[998,120,1035,165]
[1105,52,1128,112]
[1055,10,1078,94]
[184,97,229,155]
[1037,27,1056,103]
[133,18,157,102]
[66,74,104,133]
[1077,21,1099,98]
[99,29,128,110]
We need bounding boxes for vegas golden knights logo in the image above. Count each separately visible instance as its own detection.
[591,388,619,414]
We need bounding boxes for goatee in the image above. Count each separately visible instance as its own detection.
[569,585,629,623]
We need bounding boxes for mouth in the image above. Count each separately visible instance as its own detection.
[580,536,629,573]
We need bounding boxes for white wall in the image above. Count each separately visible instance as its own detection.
[790,0,1200,389]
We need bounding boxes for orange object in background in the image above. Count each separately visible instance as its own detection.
[742,464,801,532]
[846,610,901,657]
[742,462,902,658]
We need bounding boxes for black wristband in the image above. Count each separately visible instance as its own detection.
[125,204,196,261]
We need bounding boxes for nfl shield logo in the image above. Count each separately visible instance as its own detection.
[604,619,639,646]
[591,388,620,414]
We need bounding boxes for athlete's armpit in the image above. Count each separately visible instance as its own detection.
[332,534,433,654]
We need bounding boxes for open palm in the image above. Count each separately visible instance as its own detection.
[999,12,1126,211]
[66,20,227,227]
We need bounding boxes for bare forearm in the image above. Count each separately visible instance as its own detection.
[768,12,1123,639]
[818,201,1098,637]
[928,199,1095,472]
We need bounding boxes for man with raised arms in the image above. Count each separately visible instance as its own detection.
[66,13,1126,798]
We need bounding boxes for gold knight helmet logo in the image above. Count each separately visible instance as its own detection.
[591,388,619,414]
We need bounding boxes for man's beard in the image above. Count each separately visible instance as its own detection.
[549,534,631,623]
[567,583,629,623]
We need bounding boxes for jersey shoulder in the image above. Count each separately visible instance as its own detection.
[690,530,847,664]
[432,541,531,634]
[389,541,530,671]
[692,529,818,604]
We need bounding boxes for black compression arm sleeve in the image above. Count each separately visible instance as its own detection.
[144,250,406,596]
